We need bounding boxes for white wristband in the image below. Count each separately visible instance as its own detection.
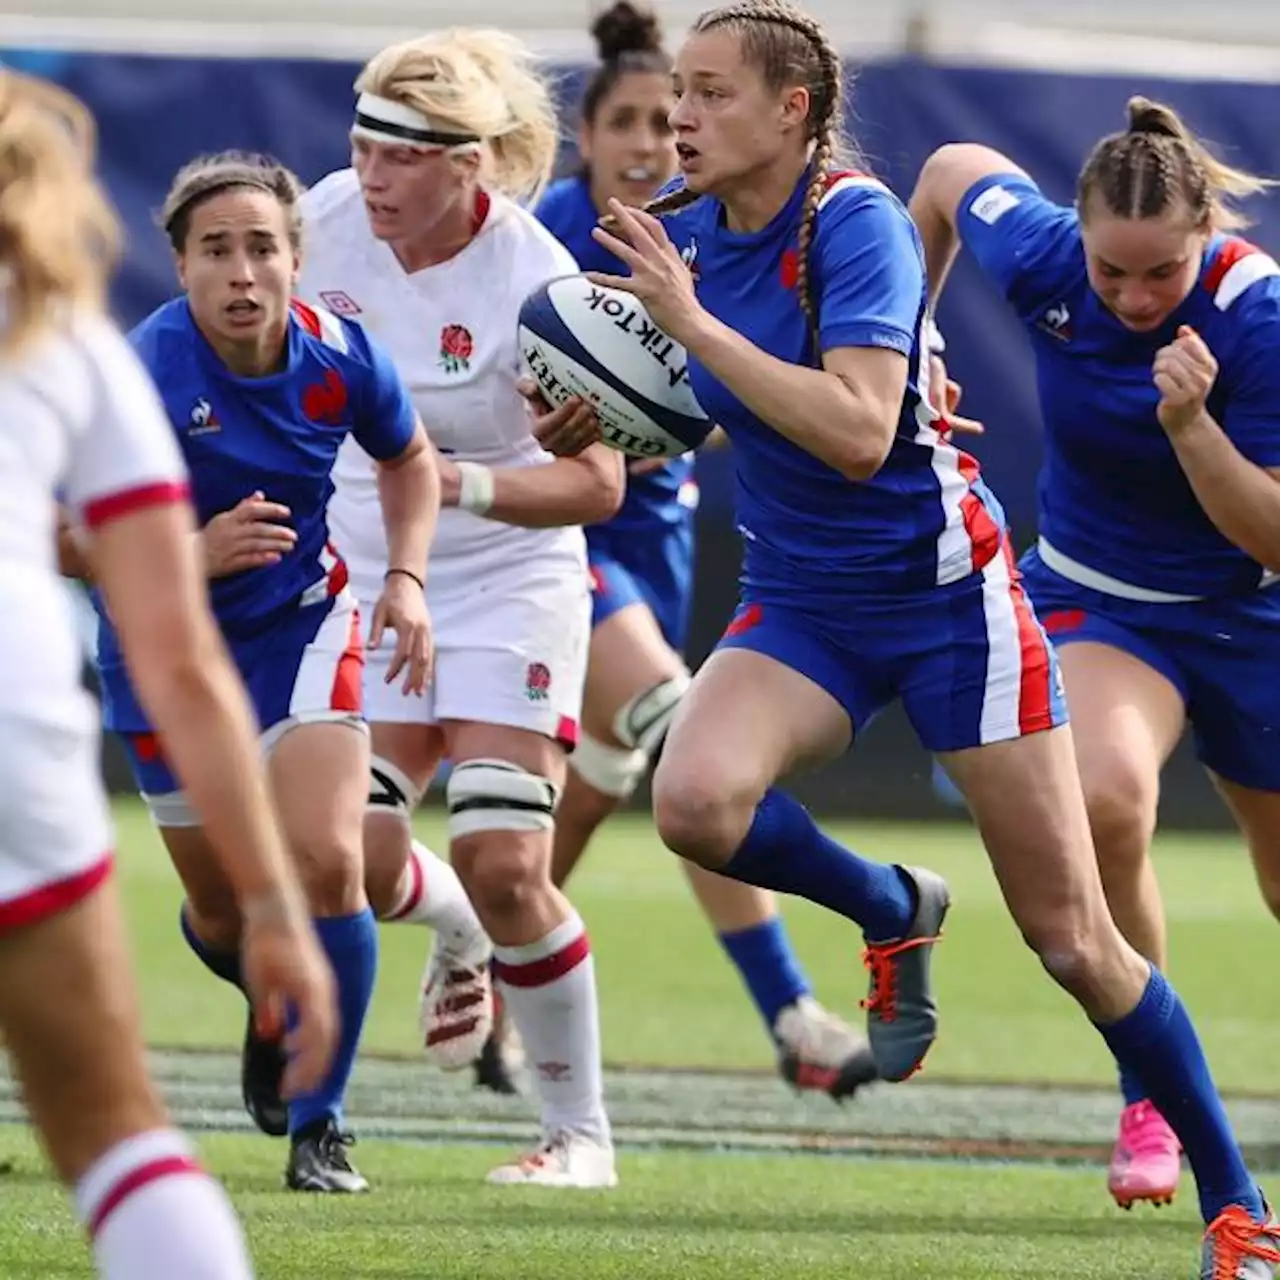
[455,461,495,515]
[925,315,946,355]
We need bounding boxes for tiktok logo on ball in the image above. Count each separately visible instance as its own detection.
[583,286,691,392]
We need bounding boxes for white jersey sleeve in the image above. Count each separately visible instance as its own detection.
[59,314,190,528]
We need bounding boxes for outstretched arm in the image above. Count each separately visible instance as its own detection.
[908,144,1032,309]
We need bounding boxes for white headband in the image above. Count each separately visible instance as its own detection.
[351,92,481,153]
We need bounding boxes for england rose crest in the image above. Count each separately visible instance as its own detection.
[439,323,473,374]
[525,661,551,702]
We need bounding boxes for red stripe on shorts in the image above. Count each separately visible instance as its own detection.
[0,853,114,935]
[1003,541,1053,734]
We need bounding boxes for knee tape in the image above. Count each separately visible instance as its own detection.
[570,732,647,799]
[446,758,558,840]
[611,671,690,754]
[368,755,425,822]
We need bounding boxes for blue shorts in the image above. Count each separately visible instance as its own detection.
[718,545,1067,753]
[1021,548,1280,791]
[587,523,694,653]
[103,593,363,797]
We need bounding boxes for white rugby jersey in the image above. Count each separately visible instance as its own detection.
[0,311,188,720]
[299,170,588,584]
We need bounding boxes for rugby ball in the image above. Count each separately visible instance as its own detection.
[518,274,713,459]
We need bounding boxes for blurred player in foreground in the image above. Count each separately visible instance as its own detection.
[300,29,623,1186]
[542,3,1276,1273]
[534,0,874,1099]
[83,152,436,1194]
[10,73,335,1277]
[913,97,1280,1241]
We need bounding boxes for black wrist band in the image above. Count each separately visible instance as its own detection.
[385,567,425,590]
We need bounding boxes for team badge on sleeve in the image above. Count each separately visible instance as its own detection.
[969,185,1020,225]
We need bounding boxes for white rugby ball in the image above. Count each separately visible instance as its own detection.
[518,274,713,459]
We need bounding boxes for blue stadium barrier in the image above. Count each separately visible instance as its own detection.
[19,47,1278,825]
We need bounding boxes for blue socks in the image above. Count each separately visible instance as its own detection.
[182,902,379,1139]
[287,908,379,1136]
[718,917,811,1032]
[1098,967,1263,1224]
[721,788,916,942]
[1118,1061,1148,1107]
[180,907,244,992]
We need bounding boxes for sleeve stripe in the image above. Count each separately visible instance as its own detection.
[83,480,191,529]
[315,305,351,354]
[290,298,323,338]
[290,297,350,354]
[1214,252,1280,311]
[817,174,888,212]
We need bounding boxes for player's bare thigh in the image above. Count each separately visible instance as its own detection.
[267,718,371,917]
[652,648,852,867]
[578,606,779,931]
[164,826,240,947]
[581,603,686,739]
[1209,776,1280,921]
[940,726,1149,1021]
[563,600,684,821]
[0,881,167,1184]
[160,595,377,931]
[1057,642,1186,854]
[163,716,375,933]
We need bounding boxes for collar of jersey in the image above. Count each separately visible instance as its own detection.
[184,297,303,387]
[708,162,812,245]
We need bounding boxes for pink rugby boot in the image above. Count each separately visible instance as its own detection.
[1109,1099,1182,1209]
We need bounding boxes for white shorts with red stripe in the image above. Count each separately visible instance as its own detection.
[119,590,367,827]
[715,537,1068,753]
[0,700,115,933]
[357,555,589,752]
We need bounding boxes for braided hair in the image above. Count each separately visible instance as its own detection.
[646,1,854,326]
[1078,95,1273,232]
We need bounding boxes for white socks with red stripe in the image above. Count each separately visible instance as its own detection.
[76,1129,252,1279]
[383,839,489,963]
[491,911,609,1144]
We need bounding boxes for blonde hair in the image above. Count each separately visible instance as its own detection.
[159,151,305,254]
[645,1,854,329]
[0,70,120,356]
[1078,95,1275,232]
[356,29,560,205]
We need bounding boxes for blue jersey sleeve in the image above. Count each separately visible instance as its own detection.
[345,322,417,461]
[812,182,923,356]
[1219,295,1280,468]
[956,172,1082,316]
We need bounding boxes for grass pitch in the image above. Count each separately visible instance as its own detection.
[0,799,1275,1277]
